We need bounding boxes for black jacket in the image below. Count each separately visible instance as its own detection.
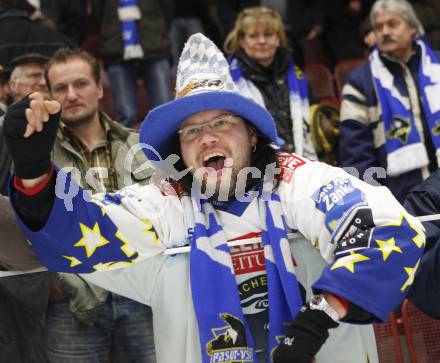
[234,47,315,152]
[0,127,11,195]
[0,8,74,72]
[0,272,53,363]
[40,0,87,46]
[235,47,295,150]
[404,169,440,319]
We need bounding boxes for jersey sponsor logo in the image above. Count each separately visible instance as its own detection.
[238,275,268,314]
[313,177,367,236]
[277,153,307,183]
[207,314,253,363]
[334,208,374,256]
[230,242,265,275]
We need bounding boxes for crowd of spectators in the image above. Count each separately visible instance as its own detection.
[1,0,440,362]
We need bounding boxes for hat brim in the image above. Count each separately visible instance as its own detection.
[139,91,279,161]
[9,53,50,73]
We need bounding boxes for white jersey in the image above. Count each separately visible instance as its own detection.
[20,153,424,363]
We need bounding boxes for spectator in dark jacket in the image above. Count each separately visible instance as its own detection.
[339,0,439,203]
[404,168,440,319]
[0,0,74,73]
[91,0,173,128]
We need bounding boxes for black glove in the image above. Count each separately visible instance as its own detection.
[272,305,339,363]
[3,95,60,179]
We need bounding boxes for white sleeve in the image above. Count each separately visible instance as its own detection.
[277,153,425,321]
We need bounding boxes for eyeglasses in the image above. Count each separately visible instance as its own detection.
[177,114,240,141]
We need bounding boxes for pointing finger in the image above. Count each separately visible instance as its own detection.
[43,99,61,115]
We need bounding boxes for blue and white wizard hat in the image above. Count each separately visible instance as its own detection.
[139,33,279,161]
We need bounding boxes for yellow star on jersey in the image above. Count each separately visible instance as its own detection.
[142,218,161,244]
[375,237,403,261]
[380,213,425,249]
[115,229,136,258]
[75,222,110,257]
[404,213,425,248]
[331,251,370,273]
[400,259,421,292]
[63,255,82,268]
[93,258,139,271]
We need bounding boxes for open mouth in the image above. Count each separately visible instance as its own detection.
[203,153,226,171]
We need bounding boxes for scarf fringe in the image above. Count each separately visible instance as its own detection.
[123,44,144,60]
[387,142,429,177]
[118,6,141,21]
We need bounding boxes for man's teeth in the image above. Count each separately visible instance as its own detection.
[203,152,225,162]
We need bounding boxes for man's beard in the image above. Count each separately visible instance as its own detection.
[62,107,97,128]
[191,153,252,201]
[201,169,239,200]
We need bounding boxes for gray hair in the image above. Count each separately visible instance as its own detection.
[370,0,424,36]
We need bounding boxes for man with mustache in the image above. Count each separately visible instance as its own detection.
[339,0,440,204]
[3,33,424,363]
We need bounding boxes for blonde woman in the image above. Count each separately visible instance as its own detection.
[224,6,317,159]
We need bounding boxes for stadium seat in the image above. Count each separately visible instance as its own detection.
[373,312,404,363]
[401,299,440,363]
[334,57,367,97]
[303,37,327,65]
[304,63,338,104]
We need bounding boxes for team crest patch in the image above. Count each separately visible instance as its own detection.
[334,208,374,256]
[386,116,411,144]
[206,314,253,363]
[313,177,367,237]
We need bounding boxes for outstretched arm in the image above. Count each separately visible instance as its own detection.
[273,154,424,362]
[3,92,61,230]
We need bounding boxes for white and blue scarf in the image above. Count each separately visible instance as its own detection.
[229,56,316,159]
[370,39,440,177]
[190,191,303,363]
[118,0,144,60]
